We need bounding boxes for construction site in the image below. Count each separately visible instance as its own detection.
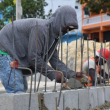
[0,0,110,110]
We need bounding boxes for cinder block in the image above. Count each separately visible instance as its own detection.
[13,93,39,110]
[44,92,63,110]
[104,86,110,102]
[0,93,14,110]
[78,88,89,110]
[63,90,78,110]
[97,87,105,106]
[89,87,98,108]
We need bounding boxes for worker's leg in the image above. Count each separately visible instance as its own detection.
[0,54,27,93]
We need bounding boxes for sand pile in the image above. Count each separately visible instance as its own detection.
[59,39,110,71]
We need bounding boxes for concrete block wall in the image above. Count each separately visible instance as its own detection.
[63,90,78,110]
[44,92,63,110]
[0,86,110,110]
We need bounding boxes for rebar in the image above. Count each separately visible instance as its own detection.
[93,40,96,86]
[87,37,89,87]
[57,31,63,108]
[54,38,60,90]
[103,40,106,84]
[45,26,49,92]
[37,35,47,92]
[99,39,103,85]
[34,22,38,92]
[74,31,78,89]
[12,16,16,93]
[108,42,110,84]
[66,29,69,85]
[81,34,83,72]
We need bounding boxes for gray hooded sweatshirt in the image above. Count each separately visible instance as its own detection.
[0,5,78,80]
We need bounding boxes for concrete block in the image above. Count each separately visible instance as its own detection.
[78,88,89,110]
[97,87,105,106]
[44,92,63,110]
[63,90,78,110]
[13,93,39,110]
[89,87,98,108]
[0,93,14,110]
[104,86,110,102]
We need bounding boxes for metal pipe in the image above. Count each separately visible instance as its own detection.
[87,37,89,87]
[54,38,60,90]
[100,39,103,85]
[103,40,106,84]
[74,31,78,89]
[96,39,102,86]
[45,26,49,92]
[54,27,61,90]
[93,40,96,86]
[66,29,69,85]
[81,34,83,72]
[17,67,33,110]
[57,31,63,108]
[34,22,38,92]
[108,42,110,84]
[37,34,47,92]
[12,16,16,93]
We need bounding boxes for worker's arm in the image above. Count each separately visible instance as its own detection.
[28,26,58,81]
[49,49,82,79]
[89,68,105,84]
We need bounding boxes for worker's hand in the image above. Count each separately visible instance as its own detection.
[76,71,86,81]
[56,72,65,83]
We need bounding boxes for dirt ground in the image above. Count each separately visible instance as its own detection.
[59,39,110,72]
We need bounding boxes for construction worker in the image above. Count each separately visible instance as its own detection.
[81,48,110,86]
[0,5,84,93]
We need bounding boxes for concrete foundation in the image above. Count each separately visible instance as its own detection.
[104,86,110,102]
[63,90,78,110]
[97,87,105,106]
[44,92,63,110]
[78,88,89,110]
[0,86,110,110]
[89,87,98,108]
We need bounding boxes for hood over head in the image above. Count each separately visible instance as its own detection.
[49,5,78,36]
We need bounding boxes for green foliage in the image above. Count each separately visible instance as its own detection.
[0,0,52,30]
[0,19,5,29]
[79,0,110,15]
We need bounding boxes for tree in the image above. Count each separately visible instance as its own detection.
[79,0,110,15]
[0,0,52,29]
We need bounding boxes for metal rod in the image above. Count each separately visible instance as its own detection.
[81,34,83,72]
[57,31,63,108]
[66,29,69,85]
[96,39,102,86]
[17,67,33,110]
[37,34,47,92]
[74,31,78,89]
[108,42,110,84]
[12,16,16,93]
[34,22,38,92]
[103,40,106,84]
[54,38,60,90]
[45,26,49,92]
[93,40,96,86]
[57,74,63,108]
[99,39,103,85]
[54,27,61,90]
[87,37,90,87]
[55,97,58,110]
